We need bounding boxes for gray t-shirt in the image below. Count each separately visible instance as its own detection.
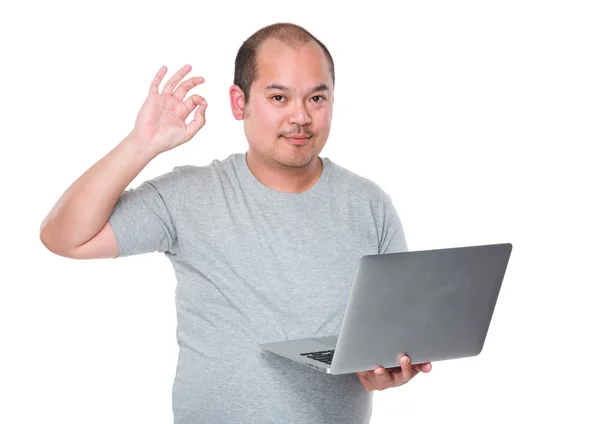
[108,152,408,424]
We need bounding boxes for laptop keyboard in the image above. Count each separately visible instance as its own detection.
[300,349,335,365]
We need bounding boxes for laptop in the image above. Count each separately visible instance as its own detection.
[259,242,512,375]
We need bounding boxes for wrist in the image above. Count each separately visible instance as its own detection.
[122,132,163,161]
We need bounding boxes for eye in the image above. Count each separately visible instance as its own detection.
[311,95,325,103]
[271,95,286,102]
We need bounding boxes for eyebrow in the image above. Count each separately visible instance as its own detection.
[265,83,330,93]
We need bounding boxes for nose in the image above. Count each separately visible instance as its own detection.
[288,100,312,126]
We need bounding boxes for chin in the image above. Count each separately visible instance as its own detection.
[251,140,320,169]
[273,152,316,169]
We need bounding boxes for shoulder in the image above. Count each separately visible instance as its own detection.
[173,153,241,178]
[324,157,392,203]
[151,153,242,189]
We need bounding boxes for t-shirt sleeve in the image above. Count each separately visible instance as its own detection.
[378,192,409,254]
[108,168,182,258]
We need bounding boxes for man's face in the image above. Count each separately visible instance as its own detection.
[242,39,334,169]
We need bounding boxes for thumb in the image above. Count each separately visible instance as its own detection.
[184,101,207,142]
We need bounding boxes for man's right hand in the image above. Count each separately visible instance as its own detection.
[131,64,208,154]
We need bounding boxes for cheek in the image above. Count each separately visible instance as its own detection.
[313,108,333,129]
[256,106,285,128]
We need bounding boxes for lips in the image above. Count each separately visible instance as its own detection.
[283,136,311,145]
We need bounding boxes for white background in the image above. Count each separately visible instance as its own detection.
[1,1,599,423]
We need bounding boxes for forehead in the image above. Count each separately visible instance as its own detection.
[254,38,332,88]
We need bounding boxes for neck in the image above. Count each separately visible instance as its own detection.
[245,151,323,193]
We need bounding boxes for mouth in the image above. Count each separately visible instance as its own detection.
[282,135,312,145]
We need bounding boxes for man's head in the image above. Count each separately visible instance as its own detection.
[230,23,335,170]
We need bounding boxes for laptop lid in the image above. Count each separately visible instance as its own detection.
[330,243,512,374]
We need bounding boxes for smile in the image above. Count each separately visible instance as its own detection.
[283,136,311,145]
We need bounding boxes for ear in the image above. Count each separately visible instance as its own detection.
[229,85,245,120]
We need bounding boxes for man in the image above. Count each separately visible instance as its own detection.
[40,23,432,423]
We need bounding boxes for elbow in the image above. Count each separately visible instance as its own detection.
[39,223,61,256]
[39,219,53,251]
[39,221,75,258]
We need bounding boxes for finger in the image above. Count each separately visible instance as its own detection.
[400,356,413,381]
[418,362,432,373]
[184,99,208,142]
[183,95,207,117]
[173,76,205,101]
[375,366,392,383]
[162,64,192,96]
[149,66,168,95]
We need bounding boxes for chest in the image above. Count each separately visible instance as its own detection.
[172,190,380,322]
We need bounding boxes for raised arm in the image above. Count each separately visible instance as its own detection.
[40,64,208,259]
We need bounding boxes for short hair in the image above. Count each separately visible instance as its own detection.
[234,23,335,105]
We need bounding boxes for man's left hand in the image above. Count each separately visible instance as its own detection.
[356,355,432,391]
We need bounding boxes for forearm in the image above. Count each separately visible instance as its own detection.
[40,133,159,250]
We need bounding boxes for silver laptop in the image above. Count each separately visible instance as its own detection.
[259,242,512,375]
